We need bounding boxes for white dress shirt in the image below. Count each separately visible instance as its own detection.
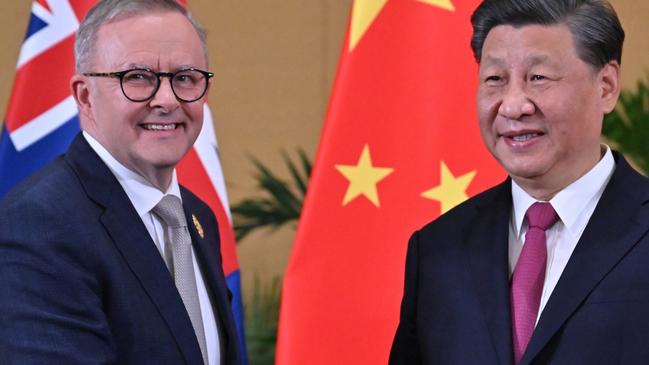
[509,146,615,324]
[84,132,220,365]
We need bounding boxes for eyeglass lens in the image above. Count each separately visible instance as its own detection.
[121,69,208,102]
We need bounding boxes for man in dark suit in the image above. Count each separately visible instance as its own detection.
[390,1,649,364]
[0,1,241,364]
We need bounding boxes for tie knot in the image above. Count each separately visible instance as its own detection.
[525,202,559,231]
[152,195,186,228]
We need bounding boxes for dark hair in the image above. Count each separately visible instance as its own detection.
[470,0,624,69]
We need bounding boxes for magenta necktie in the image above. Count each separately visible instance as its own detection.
[511,202,559,364]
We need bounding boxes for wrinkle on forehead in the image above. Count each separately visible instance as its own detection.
[479,25,577,71]
[90,11,207,71]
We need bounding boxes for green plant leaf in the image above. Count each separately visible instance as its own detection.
[282,149,307,198]
[603,76,649,175]
[245,275,282,365]
[231,149,312,241]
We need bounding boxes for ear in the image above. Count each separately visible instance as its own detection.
[70,74,94,126]
[203,77,212,99]
[598,61,621,114]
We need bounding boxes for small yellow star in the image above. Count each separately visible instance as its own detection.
[421,161,476,214]
[348,0,455,52]
[417,0,455,11]
[335,144,394,207]
[348,0,389,51]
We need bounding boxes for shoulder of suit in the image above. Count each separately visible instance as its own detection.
[604,151,649,203]
[0,156,96,250]
[612,151,649,183]
[1,156,79,212]
[416,178,510,235]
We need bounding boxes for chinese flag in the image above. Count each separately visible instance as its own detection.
[276,0,505,364]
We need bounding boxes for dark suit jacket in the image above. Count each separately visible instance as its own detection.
[0,134,241,365]
[390,152,649,365]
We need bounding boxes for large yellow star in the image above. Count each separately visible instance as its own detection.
[335,144,394,207]
[349,0,455,52]
[421,161,476,214]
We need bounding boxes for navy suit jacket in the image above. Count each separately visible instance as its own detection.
[0,134,241,365]
[390,152,649,365]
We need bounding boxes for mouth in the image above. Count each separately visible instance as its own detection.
[510,132,541,142]
[500,130,545,147]
[141,123,182,131]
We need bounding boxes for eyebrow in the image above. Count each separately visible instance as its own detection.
[481,54,506,67]
[481,54,554,68]
[120,63,200,72]
[174,64,200,71]
[526,55,552,67]
[123,63,150,69]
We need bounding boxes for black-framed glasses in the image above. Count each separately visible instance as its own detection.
[83,68,214,103]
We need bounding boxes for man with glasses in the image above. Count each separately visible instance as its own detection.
[0,1,241,364]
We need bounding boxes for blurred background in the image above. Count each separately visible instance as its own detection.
[1,1,648,363]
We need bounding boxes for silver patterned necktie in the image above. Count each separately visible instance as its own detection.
[153,195,208,365]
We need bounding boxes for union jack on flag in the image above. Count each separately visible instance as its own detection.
[0,0,85,196]
[0,1,247,362]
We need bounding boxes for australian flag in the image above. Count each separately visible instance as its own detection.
[0,0,83,197]
[0,1,247,362]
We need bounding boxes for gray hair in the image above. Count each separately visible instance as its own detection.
[75,0,208,71]
[470,0,624,70]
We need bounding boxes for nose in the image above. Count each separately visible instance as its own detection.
[498,81,535,120]
[149,77,180,112]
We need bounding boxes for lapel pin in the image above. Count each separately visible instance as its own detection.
[192,214,205,239]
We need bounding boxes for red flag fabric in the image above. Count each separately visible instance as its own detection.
[276,0,505,364]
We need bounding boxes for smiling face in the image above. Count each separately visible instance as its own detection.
[71,11,208,190]
[477,24,620,199]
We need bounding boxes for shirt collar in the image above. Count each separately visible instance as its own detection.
[511,145,615,239]
[83,131,182,217]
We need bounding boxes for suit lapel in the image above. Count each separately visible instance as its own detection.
[521,154,649,365]
[182,188,239,365]
[65,135,204,365]
[464,180,515,365]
